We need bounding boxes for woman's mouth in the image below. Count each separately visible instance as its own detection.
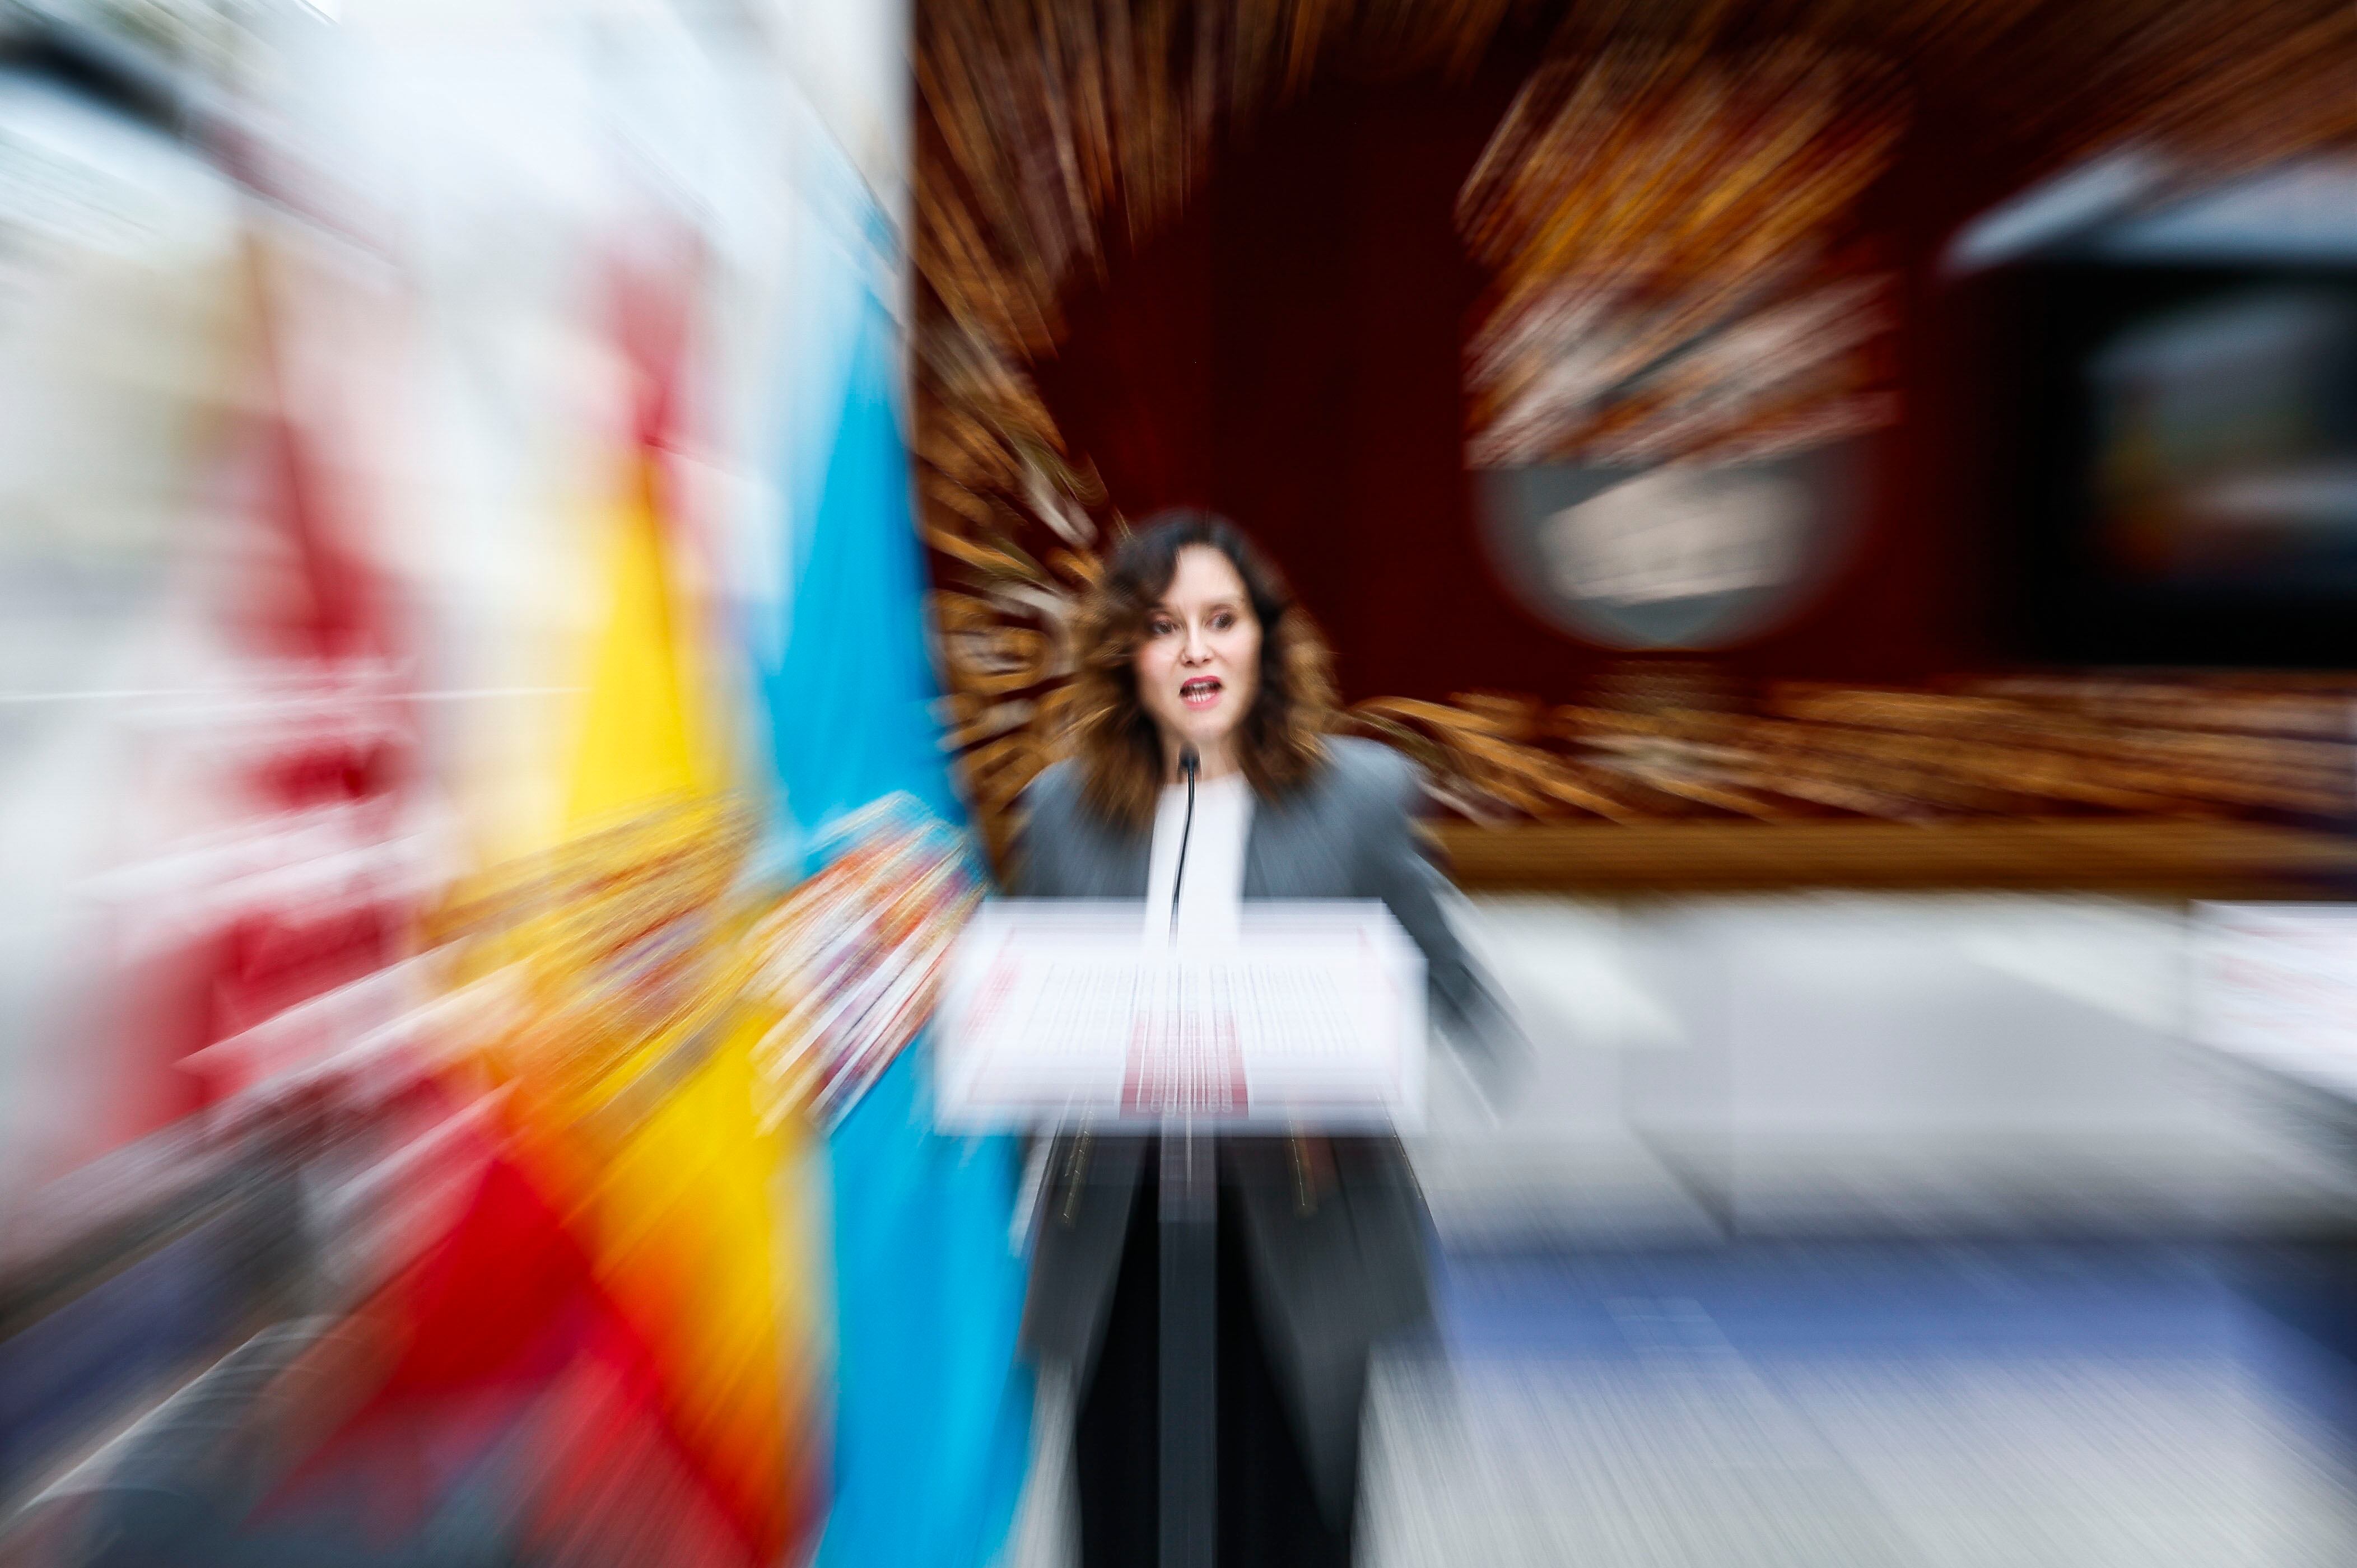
[1180,677,1223,710]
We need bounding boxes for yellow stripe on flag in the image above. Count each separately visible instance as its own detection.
[566,464,719,827]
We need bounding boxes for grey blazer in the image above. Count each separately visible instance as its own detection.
[1009,736,1508,1518]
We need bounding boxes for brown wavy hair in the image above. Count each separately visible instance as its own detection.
[1066,510,1338,831]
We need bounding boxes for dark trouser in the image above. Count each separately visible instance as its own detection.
[1074,1160,1357,1568]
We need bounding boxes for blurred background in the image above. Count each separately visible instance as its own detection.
[10,0,2357,1562]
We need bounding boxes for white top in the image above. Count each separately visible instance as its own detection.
[1143,772,1254,941]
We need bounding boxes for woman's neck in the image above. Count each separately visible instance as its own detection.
[1163,737,1241,785]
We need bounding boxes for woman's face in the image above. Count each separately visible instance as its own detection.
[1134,544,1263,776]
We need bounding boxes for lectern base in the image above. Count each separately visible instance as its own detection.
[1159,1123,1217,1568]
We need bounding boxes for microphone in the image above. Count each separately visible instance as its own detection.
[1169,745,1199,939]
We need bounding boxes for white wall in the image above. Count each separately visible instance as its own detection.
[1413,893,2357,1245]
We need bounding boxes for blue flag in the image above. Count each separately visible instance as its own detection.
[764,227,1033,1567]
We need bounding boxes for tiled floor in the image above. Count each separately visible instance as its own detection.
[1363,1351,2357,1567]
[1367,1244,2357,1568]
[1012,1244,2357,1567]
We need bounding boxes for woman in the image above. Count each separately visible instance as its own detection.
[1011,510,1513,1567]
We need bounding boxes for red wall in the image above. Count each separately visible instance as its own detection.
[1034,59,2036,702]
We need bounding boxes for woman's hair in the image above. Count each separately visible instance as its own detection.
[1065,508,1337,830]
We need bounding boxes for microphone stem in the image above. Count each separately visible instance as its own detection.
[1169,749,1197,942]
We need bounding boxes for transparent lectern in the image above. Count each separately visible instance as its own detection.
[936,900,1427,1568]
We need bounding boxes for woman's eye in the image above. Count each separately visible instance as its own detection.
[1148,618,1177,637]
[1210,612,1234,631]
